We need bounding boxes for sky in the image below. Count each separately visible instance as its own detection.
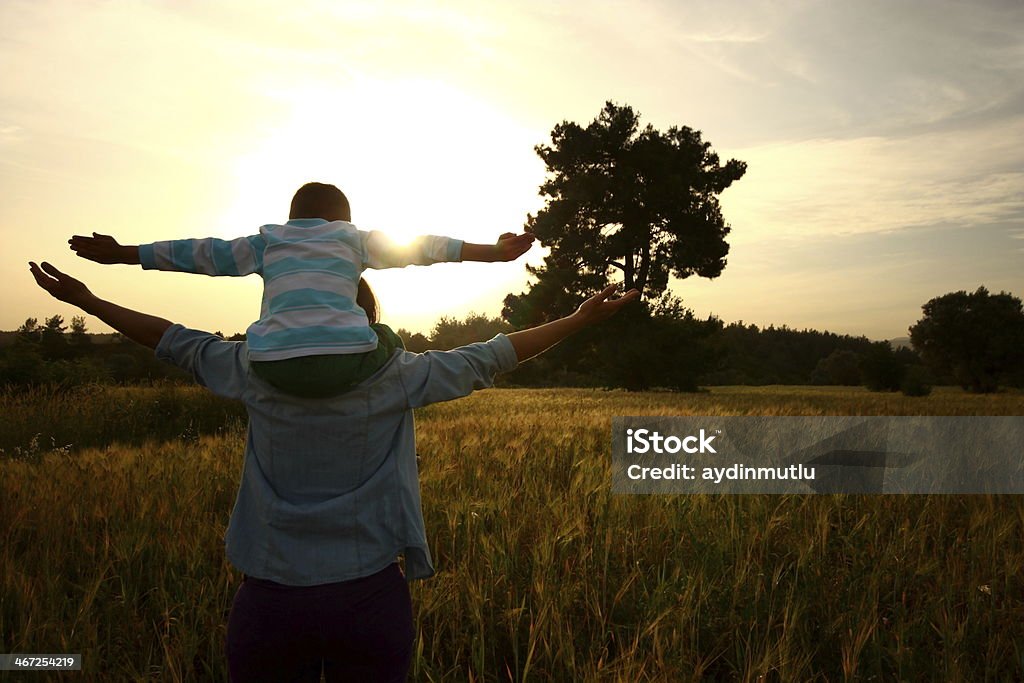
[2,0,1022,340]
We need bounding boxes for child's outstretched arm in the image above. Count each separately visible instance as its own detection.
[460,232,535,263]
[360,230,534,270]
[70,232,265,276]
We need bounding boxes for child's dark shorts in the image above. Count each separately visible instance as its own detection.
[249,324,405,399]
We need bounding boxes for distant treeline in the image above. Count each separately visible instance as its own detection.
[3,306,1019,395]
[400,309,945,395]
[402,310,942,395]
[0,316,189,387]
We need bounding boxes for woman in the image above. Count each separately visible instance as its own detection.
[29,260,639,682]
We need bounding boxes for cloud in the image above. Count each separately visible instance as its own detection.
[631,0,1024,144]
[0,124,23,144]
[721,115,1024,240]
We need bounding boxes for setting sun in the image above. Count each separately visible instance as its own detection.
[207,76,548,334]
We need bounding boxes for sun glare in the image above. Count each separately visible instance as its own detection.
[215,76,546,333]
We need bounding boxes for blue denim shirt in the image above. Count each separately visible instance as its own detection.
[155,324,518,585]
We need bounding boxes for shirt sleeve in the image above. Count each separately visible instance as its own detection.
[139,235,266,276]
[395,333,518,409]
[154,324,249,400]
[358,229,463,269]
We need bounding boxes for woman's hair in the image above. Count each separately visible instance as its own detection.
[357,277,379,324]
[289,182,351,221]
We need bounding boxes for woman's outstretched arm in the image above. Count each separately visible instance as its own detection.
[29,261,173,349]
[398,284,640,408]
[505,284,640,362]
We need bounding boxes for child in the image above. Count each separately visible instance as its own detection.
[69,181,534,397]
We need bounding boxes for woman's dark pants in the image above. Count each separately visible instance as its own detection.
[226,562,414,682]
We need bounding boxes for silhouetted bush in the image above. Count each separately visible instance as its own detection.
[811,349,863,385]
[900,365,933,397]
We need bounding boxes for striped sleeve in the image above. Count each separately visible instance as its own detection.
[139,235,266,276]
[359,229,464,270]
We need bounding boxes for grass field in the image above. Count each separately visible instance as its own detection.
[2,385,1023,681]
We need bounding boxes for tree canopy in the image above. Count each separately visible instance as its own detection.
[504,101,746,326]
[909,286,1024,393]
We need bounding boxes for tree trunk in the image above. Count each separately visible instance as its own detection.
[636,247,651,296]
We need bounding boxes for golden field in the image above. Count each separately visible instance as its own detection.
[2,385,1023,681]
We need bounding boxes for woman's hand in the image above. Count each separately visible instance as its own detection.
[29,261,96,307]
[572,284,641,326]
[506,283,640,363]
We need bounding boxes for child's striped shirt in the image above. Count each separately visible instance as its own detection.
[138,218,463,360]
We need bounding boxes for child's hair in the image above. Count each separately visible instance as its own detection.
[289,182,351,221]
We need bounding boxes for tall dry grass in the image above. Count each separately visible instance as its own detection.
[0,384,245,457]
[1,386,1022,681]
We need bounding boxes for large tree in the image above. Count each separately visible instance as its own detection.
[504,101,746,325]
[909,286,1024,393]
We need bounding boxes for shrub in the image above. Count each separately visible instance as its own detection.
[900,365,933,397]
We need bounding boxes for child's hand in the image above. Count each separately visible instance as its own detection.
[494,232,535,262]
[458,233,535,263]
[68,233,139,265]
